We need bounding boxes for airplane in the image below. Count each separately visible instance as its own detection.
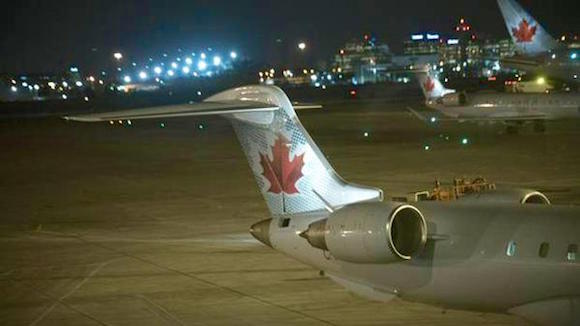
[497,0,579,83]
[66,85,579,325]
[412,68,580,133]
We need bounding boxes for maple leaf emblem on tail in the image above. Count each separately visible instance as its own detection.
[424,77,435,93]
[512,19,537,43]
[259,135,304,195]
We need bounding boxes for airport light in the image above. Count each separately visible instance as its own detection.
[185,57,193,65]
[154,66,162,74]
[113,52,123,60]
[298,42,306,50]
[461,138,469,145]
[70,67,79,73]
[33,84,40,90]
[171,62,178,69]
[424,145,431,151]
[198,60,207,71]
[139,71,148,80]
[75,81,83,87]
[48,82,56,89]
[200,52,207,59]
[62,81,69,88]
[22,82,28,87]
[62,94,68,100]
[182,66,190,74]
[310,74,318,82]
[213,56,222,66]
[230,51,237,59]
[571,53,577,60]
[10,86,17,92]
[123,75,132,83]
[167,69,175,77]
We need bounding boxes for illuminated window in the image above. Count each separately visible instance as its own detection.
[506,241,517,257]
[538,242,550,258]
[568,244,578,261]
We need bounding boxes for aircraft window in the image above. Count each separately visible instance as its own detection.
[506,241,517,257]
[567,244,578,261]
[538,242,550,258]
[280,218,291,228]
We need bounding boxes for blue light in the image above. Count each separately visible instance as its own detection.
[182,66,190,74]
[230,51,237,59]
[138,71,148,80]
[185,57,193,65]
[198,60,207,71]
[571,52,577,60]
[171,62,178,69]
[70,67,79,73]
[447,39,459,45]
[167,70,175,77]
[123,75,132,83]
[427,33,440,40]
[213,56,222,66]
[411,34,424,41]
[153,66,162,74]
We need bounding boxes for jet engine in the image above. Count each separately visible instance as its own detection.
[440,92,467,106]
[300,203,428,264]
[460,188,551,205]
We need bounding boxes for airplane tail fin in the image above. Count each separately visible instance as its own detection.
[65,85,383,216]
[497,0,558,55]
[416,68,455,100]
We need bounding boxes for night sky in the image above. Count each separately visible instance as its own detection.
[1,0,577,73]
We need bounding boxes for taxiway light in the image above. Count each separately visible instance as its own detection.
[230,51,237,59]
[167,70,175,77]
[160,122,166,128]
[424,145,431,151]
[75,81,83,87]
[182,66,190,74]
[62,94,68,100]
[10,86,17,92]
[198,61,207,71]
[171,62,178,69]
[363,132,369,137]
[84,96,89,102]
[109,121,115,125]
[461,138,469,145]
[200,53,207,59]
[213,56,222,66]
[197,91,202,96]
[430,117,437,123]
[571,53,577,60]
[127,120,132,126]
[154,66,162,74]
[185,57,193,65]
[298,42,306,50]
[113,52,123,60]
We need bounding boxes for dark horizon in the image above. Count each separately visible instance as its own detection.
[1,0,578,74]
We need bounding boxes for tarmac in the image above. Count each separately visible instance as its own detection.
[1,95,579,325]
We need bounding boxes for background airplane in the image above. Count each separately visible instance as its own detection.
[67,85,579,325]
[412,68,580,133]
[497,0,579,83]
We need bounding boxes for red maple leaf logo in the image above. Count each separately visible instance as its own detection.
[424,77,435,93]
[512,19,537,43]
[259,135,304,194]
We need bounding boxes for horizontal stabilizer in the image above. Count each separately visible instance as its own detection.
[64,100,279,122]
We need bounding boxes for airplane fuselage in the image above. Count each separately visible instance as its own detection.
[427,92,580,120]
[268,201,580,314]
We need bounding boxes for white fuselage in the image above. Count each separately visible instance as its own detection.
[427,92,580,120]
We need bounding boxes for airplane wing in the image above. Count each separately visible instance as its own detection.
[64,101,280,122]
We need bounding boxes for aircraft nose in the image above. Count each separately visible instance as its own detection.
[249,219,272,247]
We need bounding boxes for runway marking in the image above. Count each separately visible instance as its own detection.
[28,259,118,326]
[136,294,189,326]
[63,231,338,326]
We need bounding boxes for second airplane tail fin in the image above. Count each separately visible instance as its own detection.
[416,68,455,101]
[497,0,558,55]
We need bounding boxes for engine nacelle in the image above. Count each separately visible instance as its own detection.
[300,203,428,264]
[460,188,551,205]
[440,92,467,106]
